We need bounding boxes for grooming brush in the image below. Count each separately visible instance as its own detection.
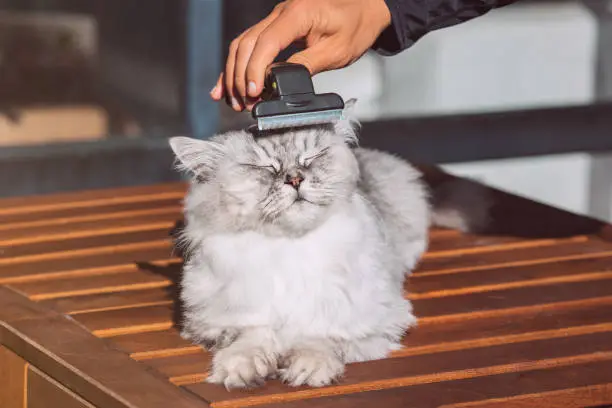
[252,62,344,131]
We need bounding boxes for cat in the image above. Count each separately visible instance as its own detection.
[168,101,483,389]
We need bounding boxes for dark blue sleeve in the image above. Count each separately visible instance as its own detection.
[372,0,520,55]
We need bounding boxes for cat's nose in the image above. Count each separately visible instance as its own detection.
[285,172,304,190]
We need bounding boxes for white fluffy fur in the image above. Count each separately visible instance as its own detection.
[170,101,430,389]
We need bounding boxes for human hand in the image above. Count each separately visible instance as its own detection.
[210,0,391,111]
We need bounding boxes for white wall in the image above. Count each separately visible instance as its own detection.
[378,1,597,117]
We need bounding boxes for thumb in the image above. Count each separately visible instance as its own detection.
[287,39,347,76]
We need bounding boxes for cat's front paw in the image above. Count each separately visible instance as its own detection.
[280,348,345,387]
[207,347,277,389]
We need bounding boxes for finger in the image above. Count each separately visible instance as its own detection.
[246,5,311,97]
[244,95,261,112]
[234,35,257,101]
[234,5,284,100]
[225,37,243,111]
[210,73,223,101]
[287,38,353,75]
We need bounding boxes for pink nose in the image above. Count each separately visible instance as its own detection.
[285,175,304,189]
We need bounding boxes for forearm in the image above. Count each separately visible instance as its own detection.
[373,0,520,55]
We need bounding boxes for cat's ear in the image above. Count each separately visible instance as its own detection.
[344,98,358,111]
[169,136,224,181]
[334,98,360,147]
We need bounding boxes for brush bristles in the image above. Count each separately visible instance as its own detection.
[257,110,343,131]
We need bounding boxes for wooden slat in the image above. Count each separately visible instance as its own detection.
[399,299,612,356]
[410,254,612,294]
[440,384,612,408]
[416,239,612,276]
[426,234,523,252]
[39,287,173,315]
[412,270,612,300]
[3,257,179,285]
[109,329,195,358]
[422,236,588,259]
[0,198,181,226]
[0,210,181,243]
[0,345,27,408]
[0,243,175,282]
[427,229,461,240]
[0,228,174,260]
[414,278,612,322]
[72,304,176,337]
[144,351,212,383]
[10,268,174,301]
[27,366,95,408]
[0,182,185,213]
[240,359,612,408]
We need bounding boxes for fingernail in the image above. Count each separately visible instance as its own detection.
[210,85,219,98]
[248,81,257,96]
[231,97,240,109]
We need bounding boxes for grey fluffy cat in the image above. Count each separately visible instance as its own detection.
[169,101,481,389]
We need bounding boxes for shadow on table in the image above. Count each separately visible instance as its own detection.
[135,220,187,331]
[418,164,612,240]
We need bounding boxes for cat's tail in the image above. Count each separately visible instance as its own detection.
[418,165,492,234]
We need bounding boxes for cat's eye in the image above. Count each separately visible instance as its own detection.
[300,147,330,168]
[239,163,279,174]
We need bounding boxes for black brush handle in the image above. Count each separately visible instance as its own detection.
[253,62,344,119]
[262,62,314,99]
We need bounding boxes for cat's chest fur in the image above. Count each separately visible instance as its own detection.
[185,199,404,336]
[203,207,368,287]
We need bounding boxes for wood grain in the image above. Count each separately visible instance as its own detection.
[425,233,521,252]
[439,384,612,408]
[1,180,611,408]
[422,236,587,259]
[416,239,612,276]
[0,210,180,243]
[40,287,173,315]
[410,254,612,294]
[241,359,612,408]
[27,366,95,408]
[0,345,27,408]
[145,351,212,383]
[413,279,612,321]
[0,239,172,270]
[0,228,173,260]
[109,329,195,358]
[0,242,174,282]
[0,198,181,227]
[73,304,175,337]
[0,287,205,408]
[0,183,185,214]
[11,268,174,300]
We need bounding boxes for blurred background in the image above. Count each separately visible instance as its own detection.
[0,0,611,221]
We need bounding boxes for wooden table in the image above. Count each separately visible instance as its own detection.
[1,175,612,408]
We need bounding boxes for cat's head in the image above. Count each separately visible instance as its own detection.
[169,100,360,236]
